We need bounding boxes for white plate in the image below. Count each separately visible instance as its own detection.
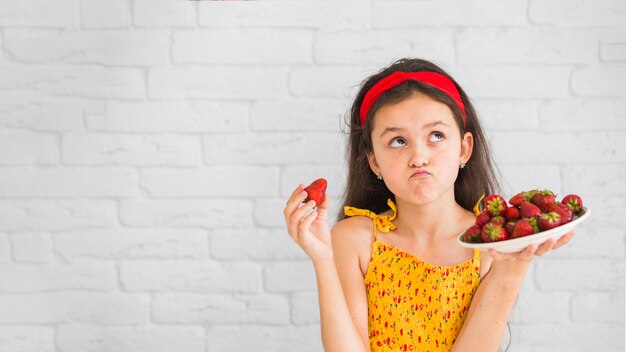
[457,207,591,253]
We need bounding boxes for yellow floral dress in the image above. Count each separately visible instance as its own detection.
[344,198,481,352]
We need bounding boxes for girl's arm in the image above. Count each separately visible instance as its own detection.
[283,185,369,352]
[451,232,575,352]
[314,257,369,352]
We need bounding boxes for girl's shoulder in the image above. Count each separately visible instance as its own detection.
[331,216,376,275]
[332,215,374,242]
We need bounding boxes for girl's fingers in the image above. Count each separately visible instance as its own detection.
[552,231,575,250]
[488,248,504,261]
[293,200,317,223]
[534,238,557,256]
[288,200,317,240]
[489,243,538,261]
[298,207,318,234]
[284,185,305,213]
[284,187,309,223]
[520,244,539,259]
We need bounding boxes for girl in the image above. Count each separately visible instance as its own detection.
[283,57,575,352]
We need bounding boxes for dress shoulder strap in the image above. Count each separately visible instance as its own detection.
[343,198,398,241]
[473,248,480,263]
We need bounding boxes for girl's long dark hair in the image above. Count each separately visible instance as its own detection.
[336,57,503,223]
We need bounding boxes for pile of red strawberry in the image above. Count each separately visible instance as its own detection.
[462,189,584,243]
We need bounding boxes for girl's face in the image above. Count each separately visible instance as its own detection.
[367,92,473,204]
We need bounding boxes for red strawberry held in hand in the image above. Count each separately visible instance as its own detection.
[520,201,541,218]
[481,222,509,243]
[511,218,534,238]
[538,211,562,231]
[484,194,508,217]
[303,178,327,205]
[463,225,483,243]
[531,189,556,212]
[562,194,583,214]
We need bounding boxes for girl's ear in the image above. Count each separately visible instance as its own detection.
[461,131,474,163]
[367,151,380,175]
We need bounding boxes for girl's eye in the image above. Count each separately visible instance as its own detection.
[430,132,444,142]
[389,137,406,148]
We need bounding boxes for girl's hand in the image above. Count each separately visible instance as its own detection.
[283,184,334,264]
[487,231,576,284]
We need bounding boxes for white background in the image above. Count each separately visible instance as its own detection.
[0,1,624,351]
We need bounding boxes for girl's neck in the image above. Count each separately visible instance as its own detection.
[392,193,473,244]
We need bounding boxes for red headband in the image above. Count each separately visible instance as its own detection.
[359,71,467,128]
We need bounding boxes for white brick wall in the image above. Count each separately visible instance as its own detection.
[0,1,623,351]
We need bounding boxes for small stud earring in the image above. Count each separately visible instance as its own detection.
[377,173,383,180]
[460,161,466,169]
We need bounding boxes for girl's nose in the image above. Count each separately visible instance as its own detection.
[409,146,429,167]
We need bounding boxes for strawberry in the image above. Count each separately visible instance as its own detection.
[508,192,525,207]
[531,190,556,212]
[505,207,520,222]
[524,189,541,202]
[520,201,541,218]
[511,218,535,238]
[463,225,483,243]
[484,194,508,217]
[527,216,540,233]
[538,211,562,231]
[505,221,517,235]
[562,194,583,214]
[481,222,509,243]
[475,211,491,228]
[490,216,506,227]
[549,203,573,224]
[303,178,327,205]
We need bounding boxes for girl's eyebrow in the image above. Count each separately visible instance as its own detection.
[379,121,450,138]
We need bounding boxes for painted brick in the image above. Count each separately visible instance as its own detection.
[173,29,313,64]
[62,133,202,166]
[315,29,454,65]
[0,200,117,231]
[120,260,262,293]
[373,1,526,27]
[56,228,208,260]
[5,29,169,65]
[0,167,138,197]
[0,64,145,99]
[80,0,131,28]
[0,263,116,292]
[152,293,289,324]
[119,199,254,228]
[197,1,369,29]
[148,66,289,99]
[0,326,53,352]
[211,228,307,261]
[134,0,196,27]
[0,292,149,324]
[206,325,322,352]
[205,133,344,165]
[251,98,345,132]
[87,100,248,133]
[11,231,54,263]
[0,130,58,165]
[57,325,204,352]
